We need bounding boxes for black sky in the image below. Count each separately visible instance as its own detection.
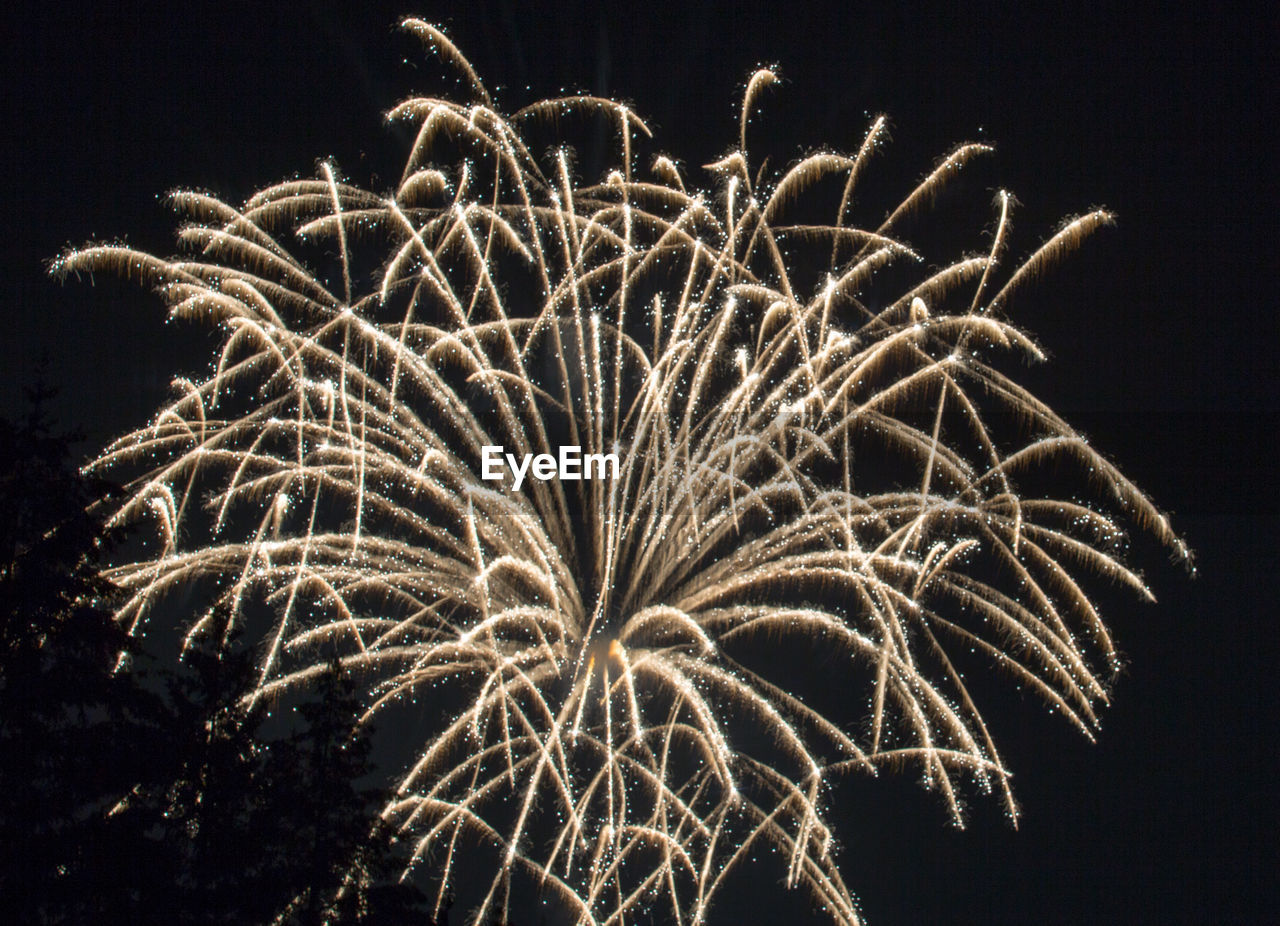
[3,1,1276,923]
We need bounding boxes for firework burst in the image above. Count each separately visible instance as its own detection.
[55,20,1188,924]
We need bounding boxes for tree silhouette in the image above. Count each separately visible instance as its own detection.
[0,395,170,922]
[270,657,440,924]
[0,400,435,923]
[146,644,436,924]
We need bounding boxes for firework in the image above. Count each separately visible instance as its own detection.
[55,20,1188,924]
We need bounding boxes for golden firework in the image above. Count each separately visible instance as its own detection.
[55,19,1188,924]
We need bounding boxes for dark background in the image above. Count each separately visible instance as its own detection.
[3,1,1275,923]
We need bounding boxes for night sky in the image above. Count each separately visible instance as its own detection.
[3,1,1275,923]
